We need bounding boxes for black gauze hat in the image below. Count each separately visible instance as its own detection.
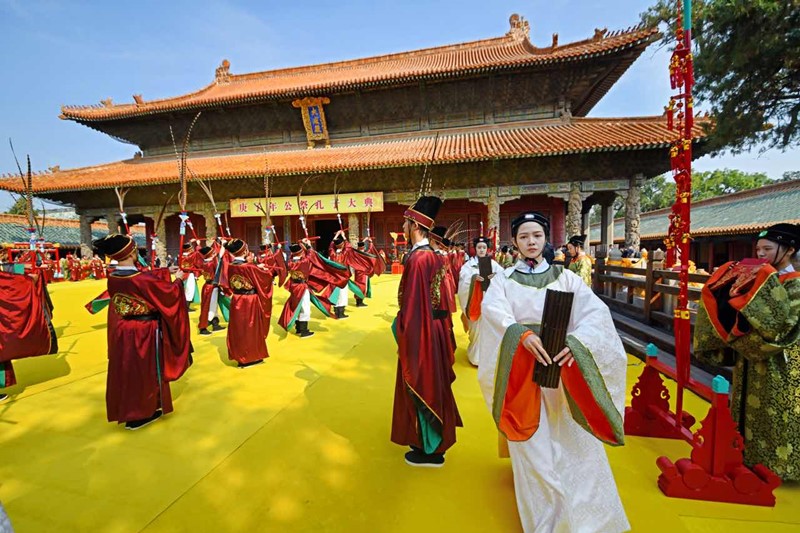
[289,243,302,254]
[93,234,136,261]
[511,211,550,238]
[473,236,491,247]
[224,239,247,256]
[333,235,345,245]
[757,223,800,249]
[404,195,442,230]
[429,225,447,243]
[568,234,586,247]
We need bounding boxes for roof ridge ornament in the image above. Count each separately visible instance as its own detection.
[507,13,530,41]
[215,59,231,84]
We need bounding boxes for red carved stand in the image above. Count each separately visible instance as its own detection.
[624,348,694,441]
[656,376,781,506]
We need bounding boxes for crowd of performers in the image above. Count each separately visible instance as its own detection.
[2,205,798,532]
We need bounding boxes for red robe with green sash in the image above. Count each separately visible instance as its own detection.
[391,243,462,454]
[105,268,191,423]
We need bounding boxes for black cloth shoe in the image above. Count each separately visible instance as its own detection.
[355,298,367,307]
[210,317,225,331]
[297,321,315,338]
[237,359,265,369]
[199,328,212,336]
[125,410,163,431]
[404,449,444,468]
[0,394,7,402]
[335,306,349,319]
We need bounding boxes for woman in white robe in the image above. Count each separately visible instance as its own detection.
[477,211,629,533]
[458,236,504,366]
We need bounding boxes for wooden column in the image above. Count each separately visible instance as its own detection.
[601,200,615,249]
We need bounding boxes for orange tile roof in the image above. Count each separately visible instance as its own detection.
[0,116,709,194]
[0,214,145,232]
[60,21,658,122]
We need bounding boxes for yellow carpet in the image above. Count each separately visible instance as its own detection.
[1,277,797,532]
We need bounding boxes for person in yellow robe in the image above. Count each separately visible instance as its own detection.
[566,234,592,286]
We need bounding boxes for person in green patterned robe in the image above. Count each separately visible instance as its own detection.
[694,223,800,480]
[566,234,592,287]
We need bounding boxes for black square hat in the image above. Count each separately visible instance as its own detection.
[757,223,800,248]
[404,195,442,231]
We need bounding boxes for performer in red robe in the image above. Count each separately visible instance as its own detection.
[95,234,192,430]
[67,254,82,281]
[279,240,348,336]
[224,239,275,368]
[180,240,202,310]
[90,255,106,279]
[197,245,226,335]
[391,196,462,467]
[327,231,375,316]
[430,226,458,365]
[279,243,317,338]
[259,243,288,287]
[0,271,58,401]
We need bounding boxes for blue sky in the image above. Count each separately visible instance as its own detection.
[0,0,796,210]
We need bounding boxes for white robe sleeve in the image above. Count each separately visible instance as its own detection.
[476,271,519,412]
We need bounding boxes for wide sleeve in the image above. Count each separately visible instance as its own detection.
[245,264,275,316]
[477,270,626,446]
[559,271,627,445]
[0,272,56,361]
[138,272,191,382]
[729,272,800,361]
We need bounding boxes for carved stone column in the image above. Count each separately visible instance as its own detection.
[348,214,360,244]
[565,182,582,238]
[203,207,219,241]
[79,214,94,258]
[105,210,119,234]
[155,213,167,264]
[487,188,500,234]
[625,175,644,251]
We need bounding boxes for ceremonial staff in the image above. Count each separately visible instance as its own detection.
[169,112,202,257]
[664,0,694,430]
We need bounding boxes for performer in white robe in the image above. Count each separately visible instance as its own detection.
[458,236,503,366]
[476,211,629,533]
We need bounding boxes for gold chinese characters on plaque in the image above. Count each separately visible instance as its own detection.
[292,96,331,149]
[229,192,383,218]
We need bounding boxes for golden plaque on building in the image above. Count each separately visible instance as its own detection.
[292,96,331,149]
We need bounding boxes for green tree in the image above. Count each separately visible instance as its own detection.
[781,170,800,182]
[4,196,33,215]
[590,169,774,223]
[643,1,800,153]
